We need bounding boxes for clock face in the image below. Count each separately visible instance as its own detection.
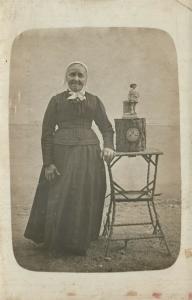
[126,127,140,142]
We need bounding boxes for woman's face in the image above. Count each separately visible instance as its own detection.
[66,64,87,92]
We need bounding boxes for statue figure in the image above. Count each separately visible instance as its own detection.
[123,83,140,118]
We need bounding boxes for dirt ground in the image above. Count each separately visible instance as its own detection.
[12,197,180,272]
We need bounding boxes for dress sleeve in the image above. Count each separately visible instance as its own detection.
[94,97,114,150]
[41,96,57,166]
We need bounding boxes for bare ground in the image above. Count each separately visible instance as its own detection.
[12,198,180,272]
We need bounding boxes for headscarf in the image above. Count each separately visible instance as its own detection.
[65,61,88,77]
[65,61,88,101]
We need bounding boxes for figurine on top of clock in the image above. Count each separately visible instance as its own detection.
[128,83,139,102]
[128,83,140,115]
[123,83,140,118]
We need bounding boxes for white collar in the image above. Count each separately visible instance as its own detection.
[67,88,86,101]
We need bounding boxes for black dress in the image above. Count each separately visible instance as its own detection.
[24,90,114,254]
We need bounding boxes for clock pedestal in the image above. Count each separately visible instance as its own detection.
[115,118,146,152]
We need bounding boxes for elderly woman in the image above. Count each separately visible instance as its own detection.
[24,62,115,256]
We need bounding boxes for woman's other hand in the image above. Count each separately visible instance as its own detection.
[45,164,60,181]
[101,148,116,164]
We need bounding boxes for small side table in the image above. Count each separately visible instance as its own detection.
[103,149,171,257]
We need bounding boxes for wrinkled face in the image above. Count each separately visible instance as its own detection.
[66,64,87,92]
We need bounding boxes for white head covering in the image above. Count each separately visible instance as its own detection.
[66,61,88,75]
[65,61,88,101]
[65,61,88,86]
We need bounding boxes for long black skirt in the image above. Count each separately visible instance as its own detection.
[24,144,106,253]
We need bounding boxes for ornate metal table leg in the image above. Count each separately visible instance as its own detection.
[146,155,156,230]
[105,162,116,257]
[150,154,172,256]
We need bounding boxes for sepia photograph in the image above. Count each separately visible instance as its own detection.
[9,27,181,272]
[1,1,192,299]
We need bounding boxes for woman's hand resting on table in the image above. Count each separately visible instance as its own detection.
[101,148,116,164]
[45,164,60,181]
